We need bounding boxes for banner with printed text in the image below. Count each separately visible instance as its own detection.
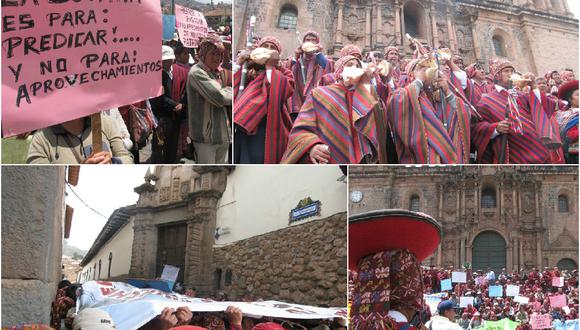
[81,281,346,330]
[1,0,163,137]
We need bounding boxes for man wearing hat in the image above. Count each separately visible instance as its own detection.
[281,55,390,164]
[425,300,463,330]
[386,52,472,164]
[233,36,294,164]
[556,79,578,163]
[187,35,232,164]
[288,30,333,121]
[150,45,184,163]
[472,58,564,164]
[349,210,442,329]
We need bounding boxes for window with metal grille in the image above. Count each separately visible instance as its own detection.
[558,195,569,212]
[493,36,506,57]
[278,5,297,30]
[481,188,496,208]
[410,195,420,211]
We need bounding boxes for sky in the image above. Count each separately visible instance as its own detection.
[65,166,150,251]
[568,0,579,18]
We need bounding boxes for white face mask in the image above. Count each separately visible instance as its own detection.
[341,66,364,81]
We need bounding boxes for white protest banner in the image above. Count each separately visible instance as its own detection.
[2,0,163,137]
[552,277,564,287]
[459,296,474,308]
[452,271,467,283]
[161,265,179,283]
[514,296,530,304]
[81,281,346,330]
[174,4,208,48]
[549,294,567,308]
[506,285,520,297]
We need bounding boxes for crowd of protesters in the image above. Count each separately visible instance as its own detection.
[233,31,578,165]
[421,266,578,329]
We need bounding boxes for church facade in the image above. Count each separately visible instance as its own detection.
[348,166,578,272]
[235,0,578,75]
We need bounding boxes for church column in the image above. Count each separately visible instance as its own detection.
[376,0,383,47]
[466,241,472,265]
[438,184,444,220]
[470,15,480,62]
[446,8,457,51]
[534,186,540,218]
[335,0,345,45]
[506,241,512,272]
[365,5,372,50]
[512,237,518,270]
[456,239,461,268]
[460,238,465,266]
[430,4,438,47]
[400,4,406,47]
[536,235,542,268]
[437,243,442,267]
[475,182,479,218]
[519,240,524,270]
[498,183,503,223]
[395,0,401,46]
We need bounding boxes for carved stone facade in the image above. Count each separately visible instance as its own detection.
[235,0,578,75]
[349,166,578,272]
[129,166,231,295]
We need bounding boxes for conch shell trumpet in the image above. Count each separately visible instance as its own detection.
[250,47,277,65]
[510,73,532,88]
[301,42,318,53]
[376,60,391,77]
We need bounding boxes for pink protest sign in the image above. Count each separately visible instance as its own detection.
[549,294,567,308]
[530,314,552,329]
[175,4,208,48]
[552,276,564,287]
[2,0,162,137]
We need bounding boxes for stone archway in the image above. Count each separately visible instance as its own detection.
[472,231,506,272]
[557,258,577,271]
[403,1,428,40]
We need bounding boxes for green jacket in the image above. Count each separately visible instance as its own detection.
[187,62,232,145]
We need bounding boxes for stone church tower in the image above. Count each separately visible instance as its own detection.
[349,166,578,272]
[235,0,578,75]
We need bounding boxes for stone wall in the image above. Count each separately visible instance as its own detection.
[213,212,347,307]
[2,166,66,327]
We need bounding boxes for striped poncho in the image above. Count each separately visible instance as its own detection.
[473,88,564,164]
[234,67,294,163]
[387,80,472,164]
[288,54,333,114]
[281,82,388,164]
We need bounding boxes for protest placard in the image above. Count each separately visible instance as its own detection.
[552,277,564,287]
[506,285,520,297]
[549,294,567,308]
[460,296,474,308]
[514,296,530,304]
[530,314,552,330]
[163,15,176,40]
[489,285,503,297]
[452,271,467,283]
[475,276,487,285]
[175,4,208,48]
[441,278,452,291]
[161,265,179,283]
[2,0,163,137]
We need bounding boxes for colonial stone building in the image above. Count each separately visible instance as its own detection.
[349,166,578,272]
[235,0,578,75]
[80,166,347,307]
